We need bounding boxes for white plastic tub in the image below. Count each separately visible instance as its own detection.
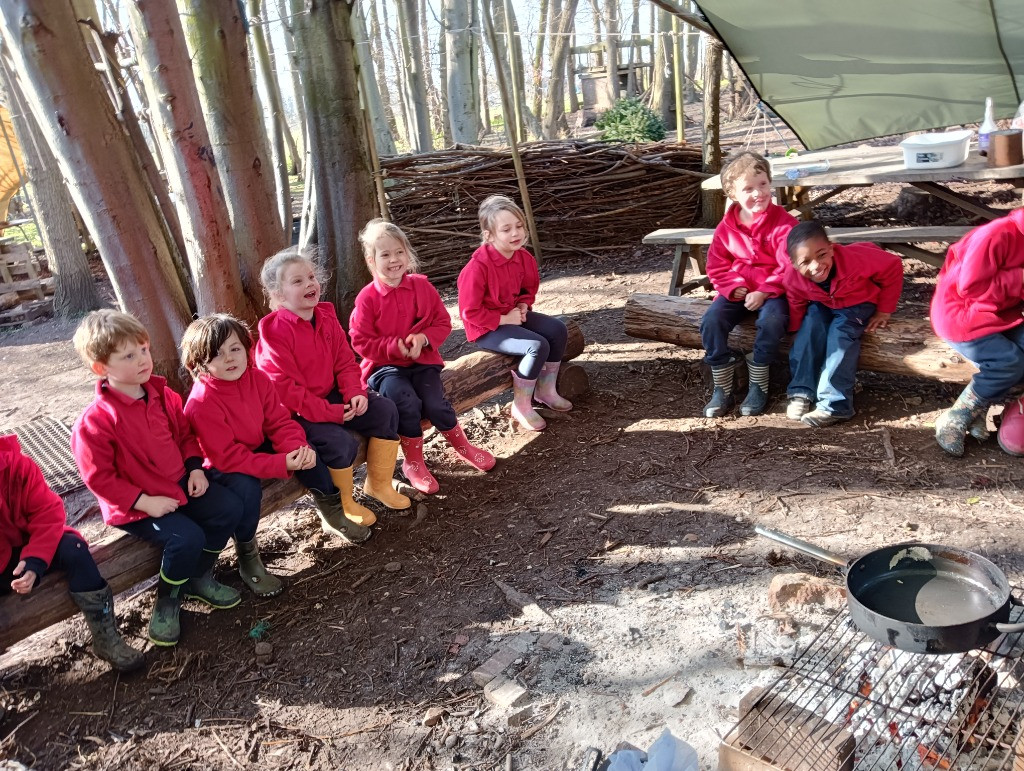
[898,130,972,170]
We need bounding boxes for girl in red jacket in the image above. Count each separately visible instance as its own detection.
[701,151,794,418]
[931,208,1024,457]
[1,435,143,671]
[183,315,366,580]
[457,195,572,431]
[350,219,495,494]
[254,247,410,535]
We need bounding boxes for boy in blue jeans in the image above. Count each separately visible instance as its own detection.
[784,221,903,426]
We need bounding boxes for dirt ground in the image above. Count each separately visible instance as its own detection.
[4,127,1024,771]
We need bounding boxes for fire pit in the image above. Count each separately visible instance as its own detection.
[720,604,1024,770]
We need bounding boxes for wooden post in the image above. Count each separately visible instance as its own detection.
[482,1,543,265]
[671,15,685,142]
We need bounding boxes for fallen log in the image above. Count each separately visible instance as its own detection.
[623,293,977,385]
[0,320,587,653]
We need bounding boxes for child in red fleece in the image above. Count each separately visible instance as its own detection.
[182,314,343,590]
[701,151,795,418]
[1,434,143,671]
[71,310,247,648]
[254,247,409,537]
[457,195,572,431]
[783,220,903,426]
[350,219,495,494]
[931,208,1024,457]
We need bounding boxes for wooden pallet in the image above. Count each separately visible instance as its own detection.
[0,242,52,305]
[0,297,52,328]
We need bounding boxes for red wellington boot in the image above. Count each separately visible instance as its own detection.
[398,435,439,494]
[440,422,496,471]
[998,397,1024,456]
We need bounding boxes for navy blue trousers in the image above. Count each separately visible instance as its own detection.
[295,389,399,481]
[700,295,789,367]
[1,533,104,594]
[369,364,457,437]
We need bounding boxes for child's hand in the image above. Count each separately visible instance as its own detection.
[866,311,892,333]
[187,469,209,497]
[404,333,428,360]
[136,494,180,518]
[10,562,38,594]
[286,446,317,471]
[499,310,523,326]
[344,395,369,421]
[732,287,749,302]
[744,291,767,311]
[516,302,528,322]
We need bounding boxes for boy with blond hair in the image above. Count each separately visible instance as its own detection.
[71,310,247,647]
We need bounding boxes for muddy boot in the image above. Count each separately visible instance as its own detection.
[534,361,573,411]
[703,361,736,418]
[329,466,376,525]
[150,573,185,647]
[510,370,547,431]
[739,356,770,416]
[936,384,987,457]
[362,438,412,510]
[184,549,241,609]
[969,413,991,442]
[440,422,496,471]
[235,538,283,597]
[70,583,145,672]
[310,488,372,544]
[399,435,439,493]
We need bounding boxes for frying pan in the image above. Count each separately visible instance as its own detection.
[756,526,1024,654]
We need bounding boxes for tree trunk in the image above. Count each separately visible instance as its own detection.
[419,0,444,142]
[127,0,255,324]
[700,34,724,227]
[684,1,698,101]
[478,11,492,136]
[565,28,579,113]
[247,0,292,242]
[444,0,478,144]
[276,0,307,169]
[602,0,619,108]
[261,2,301,176]
[397,0,433,152]
[649,9,670,124]
[179,0,285,314]
[530,0,549,125]
[351,0,397,156]
[0,61,101,317]
[291,0,377,320]
[626,0,640,97]
[0,0,190,386]
[367,0,401,151]
[436,11,454,147]
[381,0,411,150]
[542,0,579,139]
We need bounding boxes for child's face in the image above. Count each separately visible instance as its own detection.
[730,170,772,217]
[93,339,152,395]
[368,233,411,287]
[203,332,248,382]
[485,210,526,258]
[791,236,834,283]
[275,260,321,318]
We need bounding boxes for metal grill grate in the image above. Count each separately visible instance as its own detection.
[722,604,1024,770]
[3,417,84,496]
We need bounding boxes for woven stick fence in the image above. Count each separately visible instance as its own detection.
[379,140,707,285]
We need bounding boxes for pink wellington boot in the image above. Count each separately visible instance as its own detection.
[534,361,572,411]
[998,397,1024,456]
[398,435,439,494]
[440,423,496,471]
[510,370,547,431]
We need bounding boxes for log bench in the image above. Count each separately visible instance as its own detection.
[623,293,977,385]
[643,225,973,296]
[0,321,588,653]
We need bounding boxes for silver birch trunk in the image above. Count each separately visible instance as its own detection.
[368,0,402,150]
[435,11,454,146]
[179,0,286,308]
[397,0,433,152]
[542,0,579,138]
[0,0,190,386]
[418,0,444,142]
[479,8,492,135]
[530,0,548,124]
[444,0,478,144]
[700,35,724,227]
[381,0,412,150]
[261,5,300,174]
[0,59,101,317]
[351,0,397,156]
[626,0,640,97]
[276,0,307,166]
[684,1,698,101]
[566,28,579,113]
[650,9,671,124]
[127,0,255,324]
[602,0,619,107]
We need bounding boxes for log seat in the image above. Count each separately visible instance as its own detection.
[0,321,588,653]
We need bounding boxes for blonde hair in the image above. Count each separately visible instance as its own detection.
[358,218,420,273]
[478,195,528,245]
[73,309,150,367]
[260,246,328,309]
[720,150,773,200]
[180,314,253,379]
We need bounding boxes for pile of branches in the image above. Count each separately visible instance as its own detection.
[380,140,707,285]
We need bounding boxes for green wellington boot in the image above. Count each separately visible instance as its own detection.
[235,537,284,597]
[184,549,241,609]
[70,583,146,671]
[150,573,185,647]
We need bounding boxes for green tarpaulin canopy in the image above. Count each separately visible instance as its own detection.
[692,0,1024,149]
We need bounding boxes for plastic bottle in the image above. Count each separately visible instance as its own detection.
[979,97,997,156]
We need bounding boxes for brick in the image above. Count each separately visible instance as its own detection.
[536,632,566,651]
[484,676,532,709]
[506,632,537,653]
[767,572,845,612]
[471,648,519,687]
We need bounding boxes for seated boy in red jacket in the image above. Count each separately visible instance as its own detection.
[71,310,248,648]
[783,220,903,426]
[1,434,142,671]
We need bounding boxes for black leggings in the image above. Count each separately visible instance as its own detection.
[1,533,104,594]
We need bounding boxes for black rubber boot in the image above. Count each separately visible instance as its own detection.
[70,583,146,672]
[311,489,372,544]
[739,357,771,416]
[150,574,184,647]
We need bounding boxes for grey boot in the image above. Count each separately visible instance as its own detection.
[739,356,770,416]
[184,549,241,609]
[235,538,284,597]
[935,385,987,457]
[70,583,146,672]
[704,361,736,418]
[311,489,372,544]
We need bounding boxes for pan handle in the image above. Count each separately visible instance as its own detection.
[994,621,1024,634]
[754,525,849,568]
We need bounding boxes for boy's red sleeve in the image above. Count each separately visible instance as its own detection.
[871,248,904,313]
[13,453,67,568]
[71,411,145,515]
[705,228,746,299]
[164,386,203,464]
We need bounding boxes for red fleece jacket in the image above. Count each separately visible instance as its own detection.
[457,243,540,342]
[349,274,451,386]
[705,203,796,301]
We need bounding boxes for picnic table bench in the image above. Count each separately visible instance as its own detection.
[0,322,589,654]
[643,225,972,296]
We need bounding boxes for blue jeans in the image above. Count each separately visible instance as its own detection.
[700,295,789,367]
[947,324,1024,403]
[475,312,568,379]
[787,301,876,417]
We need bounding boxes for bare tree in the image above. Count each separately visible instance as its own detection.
[601,0,619,107]
[684,1,698,101]
[542,0,580,138]
[368,0,402,149]
[381,0,412,150]
[700,34,724,227]
[436,10,454,146]
[565,27,579,114]
[444,0,479,143]
[276,0,307,168]
[649,9,672,125]
[478,10,492,135]
[397,0,433,152]
[530,0,549,125]
[259,2,301,175]
[351,0,397,155]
